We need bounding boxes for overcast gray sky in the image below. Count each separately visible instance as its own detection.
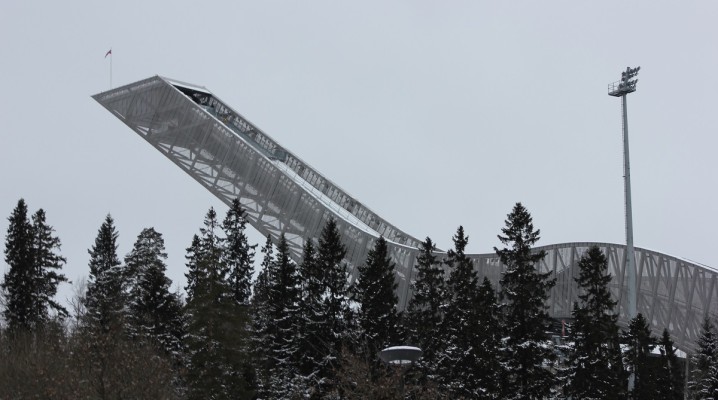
[2,1,717,305]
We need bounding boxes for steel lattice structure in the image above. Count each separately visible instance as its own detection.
[93,76,718,353]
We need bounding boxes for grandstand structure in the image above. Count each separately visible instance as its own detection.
[94,76,718,353]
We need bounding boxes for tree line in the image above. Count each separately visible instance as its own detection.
[1,198,717,399]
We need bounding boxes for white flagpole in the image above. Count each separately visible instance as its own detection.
[106,48,113,89]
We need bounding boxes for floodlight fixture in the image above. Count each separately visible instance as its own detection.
[610,66,640,96]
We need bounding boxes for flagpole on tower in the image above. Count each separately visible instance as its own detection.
[105,48,113,89]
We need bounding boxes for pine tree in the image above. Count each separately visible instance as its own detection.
[405,236,445,376]
[353,236,401,360]
[689,317,718,400]
[125,228,184,358]
[222,198,256,305]
[624,313,658,400]
[2,200,68,333]
[495,202,557,399]
[656,329,684,400]
[565,246,627,399]
[184,208,253,400]
[84,214,126,335]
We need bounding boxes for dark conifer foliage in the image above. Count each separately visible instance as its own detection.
[251,235,274,391]
[689,317,718,399]
[272,235,305,394]
[84,214,126,334]
[2,200,68,333]
[30,209,69,320]
[437,226,501,398]
[470,277,503,397]
[315,218,350,393]
[184,208,253,400]
[222,198,256,305]
[252,235,274,315]
[318,219,349,330]
[2,199,34,332]
[436,226,476,392]
[565,246,626,399]
[317,219,349,330]
[405,237,445,374]
[296,238,327,386]
[197,207,223,280]
[184,207,224,303]
[495,202,557,399]
[183,234,202,303]
[656,329,684,400]
[353,236,400,359]
[257,235,304,398]
[125,228,184,358]
[624,313,658,400]
[251,235,276,398]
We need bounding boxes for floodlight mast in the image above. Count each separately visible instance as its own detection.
[608,66,640,321]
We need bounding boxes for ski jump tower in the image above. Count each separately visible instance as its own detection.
[94,76,718,353]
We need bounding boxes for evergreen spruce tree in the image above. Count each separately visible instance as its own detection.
[623,313,658,400]
[495,202,557,399]
[184,208,253,400]
[222,198,256,305]
[436,226,475,394]
[315,218,350,394]
[565,246,627,399]
[81,215,133,399]
[84,214,126,335]
[184,234,202,303]
[125,228,184,358]
[296,238,327,391]
[405,237,445,376]
[436,227,501,398]
[352,236,400,360]
[197,207,223,281]
[184,208,223,304]
[30,209,69,322]
[264,235,304,398]
[251,235,274,398]
[252,235,274,317]
[2,199,35,332]
[688,317,718,400]
[470,277,504,398]
[2,200,68,333]
[656,329,684,400]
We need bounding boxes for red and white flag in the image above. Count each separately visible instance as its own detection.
[105,49,112,58]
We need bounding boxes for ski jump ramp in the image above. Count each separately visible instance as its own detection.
[94,76,718,353]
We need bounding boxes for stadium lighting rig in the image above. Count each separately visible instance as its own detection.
[608,66,640,322]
